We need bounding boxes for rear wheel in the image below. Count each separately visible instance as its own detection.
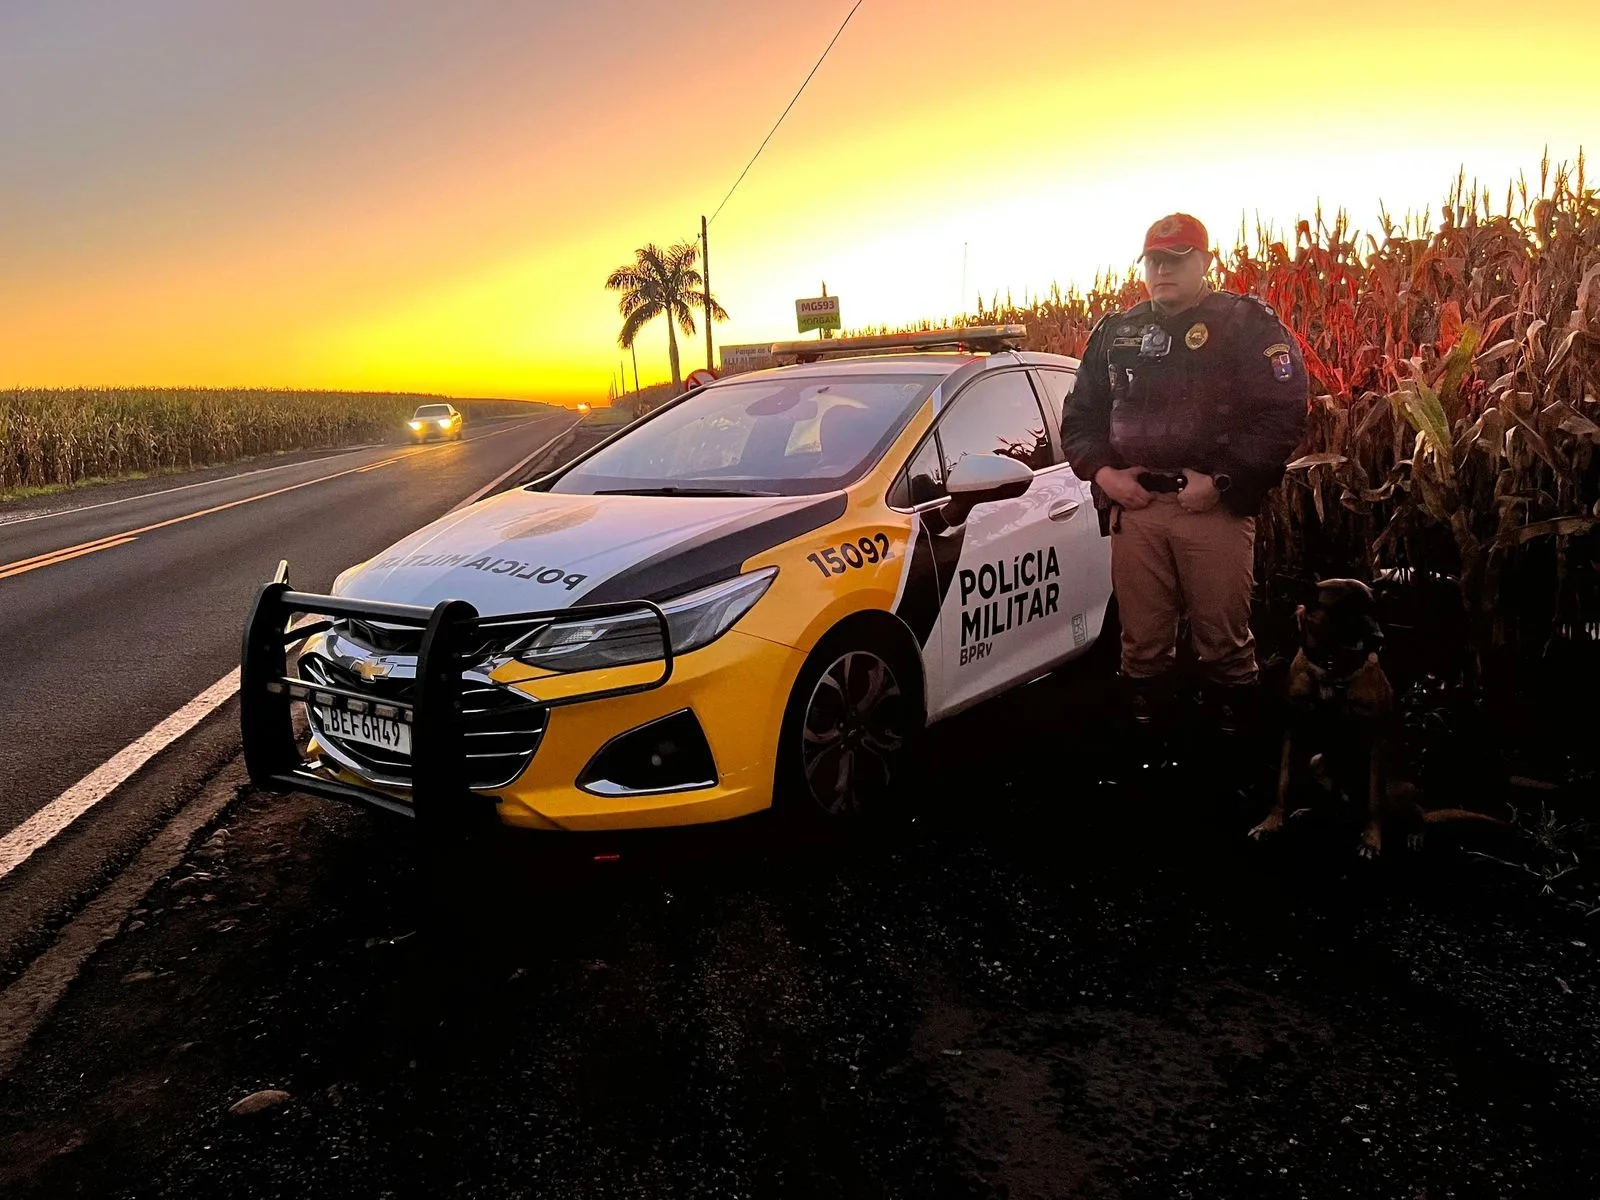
[777,631,921,823]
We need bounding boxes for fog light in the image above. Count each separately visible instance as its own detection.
[577,710,716,796]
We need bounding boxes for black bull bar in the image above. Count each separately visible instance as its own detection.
[240,566,674,822]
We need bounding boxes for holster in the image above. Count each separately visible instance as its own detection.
[1091,481,1115,537]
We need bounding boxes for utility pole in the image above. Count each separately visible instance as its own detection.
[701,214,713,372]
[631,343,639,392]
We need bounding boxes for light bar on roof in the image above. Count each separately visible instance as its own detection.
[770,324,1027,363]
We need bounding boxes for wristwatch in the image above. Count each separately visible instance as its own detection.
[1212,472,1233,493]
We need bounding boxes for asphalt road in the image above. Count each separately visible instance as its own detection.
[0,412,573,845]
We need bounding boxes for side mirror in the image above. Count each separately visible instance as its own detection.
[942,454,1033,524]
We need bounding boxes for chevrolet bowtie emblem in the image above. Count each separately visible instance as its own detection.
[353,660,393,682]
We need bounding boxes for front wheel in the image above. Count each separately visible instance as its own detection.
[776,633,921,823]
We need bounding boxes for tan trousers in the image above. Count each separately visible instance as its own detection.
[1111,494,1258,684]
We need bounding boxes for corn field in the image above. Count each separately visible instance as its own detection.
[0,388,539,494]
[859,156,1600,696]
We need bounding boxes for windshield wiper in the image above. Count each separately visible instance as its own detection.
[593,486,782,497]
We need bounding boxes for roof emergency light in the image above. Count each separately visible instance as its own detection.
[770,324,1027,364]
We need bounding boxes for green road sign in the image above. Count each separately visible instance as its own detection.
[795,295,841,333]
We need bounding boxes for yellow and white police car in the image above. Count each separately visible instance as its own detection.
[240,326,1112,831]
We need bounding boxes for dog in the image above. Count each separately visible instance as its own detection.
[1247,578,1504,857]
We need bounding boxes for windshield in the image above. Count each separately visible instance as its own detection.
[414,404,453,418]
[549,373,939,497]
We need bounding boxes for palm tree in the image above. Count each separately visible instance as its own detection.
[606,241,728,392]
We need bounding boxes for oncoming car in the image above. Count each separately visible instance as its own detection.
[240,326,1113,833]
[407,403,463,442]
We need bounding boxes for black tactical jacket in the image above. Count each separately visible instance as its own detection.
[1062,289,1309,517]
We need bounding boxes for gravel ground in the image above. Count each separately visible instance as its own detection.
[1,658,1597,1199]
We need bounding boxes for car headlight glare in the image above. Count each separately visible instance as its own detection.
[507,567,778,673]
[438,418,450,428]
[408,420,423,430]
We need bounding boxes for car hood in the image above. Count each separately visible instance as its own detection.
[333,487,847,615]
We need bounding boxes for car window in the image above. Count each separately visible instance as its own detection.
[936,371,1056,476]
[889,435,945,508]
[1034,369,1075,423]
[549,374,940,497]
[414,404,453,418]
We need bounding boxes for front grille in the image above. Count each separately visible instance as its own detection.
[301,653,547,790]
[342,620,424,656]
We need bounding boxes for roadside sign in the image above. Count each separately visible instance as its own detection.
[795,295,841,333]
[684,367,718,392]
[719,343,775,375]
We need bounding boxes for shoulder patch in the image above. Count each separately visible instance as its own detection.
[1263,342,1292,358]
[1244,294,1279,319]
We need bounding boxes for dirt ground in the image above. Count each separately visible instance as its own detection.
[2,659,1597,1199]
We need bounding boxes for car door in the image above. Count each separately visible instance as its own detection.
[918,368,1088,721]
[1032,365,1113,659]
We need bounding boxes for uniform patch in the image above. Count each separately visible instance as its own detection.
[1270,351,1294,381]
[1263,342,1292,358]
[1116,324,1138,336]
[1185,323,1208,350]
[1111,336,1142,348]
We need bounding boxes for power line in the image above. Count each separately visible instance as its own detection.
[707,0,865,227]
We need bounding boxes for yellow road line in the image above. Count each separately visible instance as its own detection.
[0,453,411,579]
[0,416,557,582]
[0,536,138,580]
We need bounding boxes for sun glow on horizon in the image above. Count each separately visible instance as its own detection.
[2,0,1595,400]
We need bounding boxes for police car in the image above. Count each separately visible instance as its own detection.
[240,326,1113,831]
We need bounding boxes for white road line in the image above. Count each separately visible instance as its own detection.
[448,416,583,513]
[0,669,240,880]
[0,415,577,878]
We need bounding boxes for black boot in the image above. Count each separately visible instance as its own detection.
[1121,672,1174,731]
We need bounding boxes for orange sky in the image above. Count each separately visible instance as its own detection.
[3,0,1595,403]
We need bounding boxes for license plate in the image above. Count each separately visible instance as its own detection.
[317,706,412,755]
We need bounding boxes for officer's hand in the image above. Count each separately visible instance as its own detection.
[1178,469,1221,513]
[1094,465,1153,510]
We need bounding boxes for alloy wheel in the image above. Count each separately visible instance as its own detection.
[799,650,906,816]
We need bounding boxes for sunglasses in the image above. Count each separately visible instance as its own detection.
[1143,250,1194,270]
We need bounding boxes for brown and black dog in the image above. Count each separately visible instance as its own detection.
[1248,578,1504,857]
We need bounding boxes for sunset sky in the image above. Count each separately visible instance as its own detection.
[3,0,1596,404]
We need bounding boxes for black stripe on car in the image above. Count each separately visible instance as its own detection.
[893,512,967,648]
[583,493,850,604]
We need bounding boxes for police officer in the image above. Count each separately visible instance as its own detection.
[1062,213,1308,735]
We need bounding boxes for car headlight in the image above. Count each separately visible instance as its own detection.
[505,567,778,673]
[408,420,423,430]
[438,418,451,428]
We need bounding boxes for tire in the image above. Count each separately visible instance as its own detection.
[775,628,923,824]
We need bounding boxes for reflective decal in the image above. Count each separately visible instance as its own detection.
[806,533,893,578]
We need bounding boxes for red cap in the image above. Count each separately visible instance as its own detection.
[1141,213,1209,258]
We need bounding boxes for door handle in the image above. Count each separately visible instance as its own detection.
[1048,500,1081,521]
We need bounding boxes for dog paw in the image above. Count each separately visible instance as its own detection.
[1357,826,1383,858]
[1406,833,1424,853]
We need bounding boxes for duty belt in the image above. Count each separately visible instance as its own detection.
[1136,470,1187,494]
